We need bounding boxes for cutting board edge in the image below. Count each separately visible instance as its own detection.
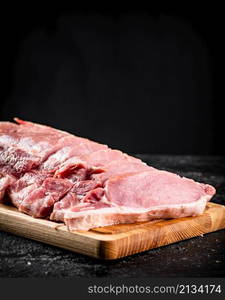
[97,224,225,260]
[96,202,225,259]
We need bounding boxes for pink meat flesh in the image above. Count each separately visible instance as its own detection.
[39,136,108,172]
[91,160,154,183]
[0,173,16,202]
[63,170,216,231]
[82,149,142,167]
[0,120,108,171]
[19,177,73,218]
[0,119,216,230]
[0,120,108,214]
[0,145,41,177]
[50,162,152,222]
[8,171,49,208]
[50,181,102,221]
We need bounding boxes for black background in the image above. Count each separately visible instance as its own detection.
[1,7,224,155]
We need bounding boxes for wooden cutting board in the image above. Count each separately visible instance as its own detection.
[0,202,225,260]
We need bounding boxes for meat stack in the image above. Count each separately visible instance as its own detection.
[0,119,216,230]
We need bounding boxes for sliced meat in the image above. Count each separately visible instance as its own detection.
[40,138,107,173]
[8,171,49,208]
[91,160,154,183]
[13,119,108,175]
[82,149,143,167]
[53,157,89,182]
[15,118,108,157]
[50,181,102,221]
[71,180,103,195]
[0,122,64,160]
[18,177,73,218]
[0,145,41,177]
[62,170,216,231]
[54,148,145,181]
[104,171,215,208]
[0,119,108,218]
[1,120,107,170]
[0,173,16,202]
[50,192,79,222]
[0,119,216,232]
[50,162,153,222]
[9,171,73,218]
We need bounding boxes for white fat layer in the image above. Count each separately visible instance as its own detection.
[64,195,212,230]
[64,194,211,219]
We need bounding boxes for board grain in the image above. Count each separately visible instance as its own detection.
[0,202,225,259]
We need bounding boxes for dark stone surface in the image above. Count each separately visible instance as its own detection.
[0,155,225,278]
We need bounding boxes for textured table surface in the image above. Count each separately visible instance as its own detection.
[0,155,225,278]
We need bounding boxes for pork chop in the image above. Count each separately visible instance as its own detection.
[62,170,216,231]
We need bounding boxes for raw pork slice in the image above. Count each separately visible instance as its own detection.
[0,119,108,211]
[8,171,73,217]
[0,145,41,177]
[51,161,153,222]
[8,171,49,208]
[15,119,109,176]
[91,160,154,182]
[82,149,142,167]
[1,119,108,172]
[18,177,73,218]
[51,180,102,221]
[40,140,107,173]
[0,173,16,202]
[0,121,65,161]
[53,149,145,180]
[62,170,216,231]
